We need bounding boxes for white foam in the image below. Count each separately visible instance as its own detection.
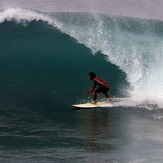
[0,8,53,25]
[112,97,163,110]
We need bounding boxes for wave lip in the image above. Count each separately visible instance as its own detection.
[0,8,53,25]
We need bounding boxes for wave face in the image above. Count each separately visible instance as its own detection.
[1,8,163,108]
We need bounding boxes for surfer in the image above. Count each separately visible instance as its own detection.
[84,72,112,104]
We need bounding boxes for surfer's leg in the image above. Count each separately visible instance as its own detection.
[100,87,112,102]
[104,93,112,102]
[92,90,97,104]
[104,93,110,98]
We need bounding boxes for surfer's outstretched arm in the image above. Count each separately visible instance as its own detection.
[84,83,96,95]
[84,83,97,104]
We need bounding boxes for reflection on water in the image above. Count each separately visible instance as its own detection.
[88,109,111,152]
[75,108,111,153]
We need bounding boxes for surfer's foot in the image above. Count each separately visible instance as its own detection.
[91,102,97,105]
[109,100,114,103]
[108,99,114,103]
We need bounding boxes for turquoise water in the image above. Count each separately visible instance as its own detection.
[1,7,163,163]
[0,20,128,108]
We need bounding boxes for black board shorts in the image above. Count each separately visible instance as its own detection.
[95,86,109,94]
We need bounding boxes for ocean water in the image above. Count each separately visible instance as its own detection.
[1,1,163,163]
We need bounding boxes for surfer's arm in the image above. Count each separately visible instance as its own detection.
[94,78,110,88]
[84,83,96,95]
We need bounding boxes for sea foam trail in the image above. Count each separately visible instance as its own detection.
[1,8,163,108]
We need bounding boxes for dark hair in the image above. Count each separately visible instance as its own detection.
[88,72,96,78]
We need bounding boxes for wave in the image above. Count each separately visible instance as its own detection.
[1,8,163,108]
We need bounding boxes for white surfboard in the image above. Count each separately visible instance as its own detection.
[72,101,113,108]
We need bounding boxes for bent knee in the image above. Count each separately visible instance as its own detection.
[93,90,97,93]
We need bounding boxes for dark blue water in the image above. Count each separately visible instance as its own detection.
[1,10,163,163]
